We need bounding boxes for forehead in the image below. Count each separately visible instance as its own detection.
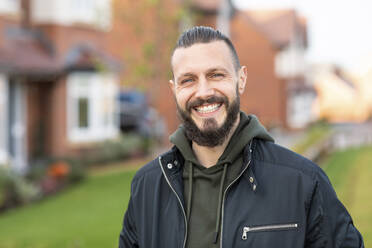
[171,41,235,76]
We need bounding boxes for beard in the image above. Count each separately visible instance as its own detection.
[176,88,240,147]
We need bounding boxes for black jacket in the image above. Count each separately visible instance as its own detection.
[119,139,364,248]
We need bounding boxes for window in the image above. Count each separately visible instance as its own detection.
[67,72,119,143]
[78,98,89,128]
[0,0,20,15]
[69,0,111,29]
[0,75,8,164]
[31,0,111,30]
[70,0,94,18]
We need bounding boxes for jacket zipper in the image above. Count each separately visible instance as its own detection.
[220,159,251,248]
[159,157,188,248]
[242,223,298,240]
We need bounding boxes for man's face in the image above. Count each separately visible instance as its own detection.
[170,41,247,146]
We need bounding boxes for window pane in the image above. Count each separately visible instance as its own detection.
[78,98,89,128]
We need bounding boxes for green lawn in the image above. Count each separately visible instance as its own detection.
[322,145,372,247]
[292,123,331,155]
[0,146,371,247]
[0,166,137,248]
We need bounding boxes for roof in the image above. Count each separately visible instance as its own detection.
[64,44,121,72]
[0,27,121,76]
[0,28,60,75]
[243,9,307,49]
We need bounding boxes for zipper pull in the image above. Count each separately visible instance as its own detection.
[242,227,249,240]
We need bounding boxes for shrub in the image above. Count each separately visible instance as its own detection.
[0,166,41,211]
[26,157,86,196]
[82,134,151,166]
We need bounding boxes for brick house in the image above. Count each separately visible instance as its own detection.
[107,0,314,138]
[191,0,315,129]
[106,0,181,136]
[0,0,121,171]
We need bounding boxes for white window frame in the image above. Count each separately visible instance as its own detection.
[0,74,9,165]
[31,0,112,30]
[0,0,20,16]
[67,72,119,143]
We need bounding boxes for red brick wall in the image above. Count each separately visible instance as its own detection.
[0,18,4,48]
[195,14,217,28]
[0,16,19,49]
[47,77,68,157]
[23,24,110,158]
[230,13,284,127]
[194,12,286,128]
[36,24,107,59]
[106,2,289,138]
[106,0,181,136]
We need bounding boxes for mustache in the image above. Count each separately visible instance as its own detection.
[186,96,228,112]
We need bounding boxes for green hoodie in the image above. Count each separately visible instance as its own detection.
[170,112,274,248]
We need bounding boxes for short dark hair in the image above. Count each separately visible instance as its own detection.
[173,26,241,71]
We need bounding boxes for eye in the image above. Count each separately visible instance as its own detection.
[180,78,194,85]
[211,73,225,79]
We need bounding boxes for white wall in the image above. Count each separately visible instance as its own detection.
[31,0,112,30]
[0,74,9,165]
[66,71,119,143]
[275,43,306,78]
[287,92,315,129]
[0,0,20,16]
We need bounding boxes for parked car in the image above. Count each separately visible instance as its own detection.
[118,91,165,140]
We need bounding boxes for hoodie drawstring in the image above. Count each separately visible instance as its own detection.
[187,161,193,223]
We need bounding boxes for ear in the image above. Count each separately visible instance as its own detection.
[237,66,247,95]
[169,79,176,95]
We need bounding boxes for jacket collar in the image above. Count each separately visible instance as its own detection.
[243,138,259,192]
[160,139,259,192]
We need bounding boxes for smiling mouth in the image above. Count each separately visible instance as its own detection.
[194,103,223,114]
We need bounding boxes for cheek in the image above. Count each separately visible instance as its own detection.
[176,89,193,108]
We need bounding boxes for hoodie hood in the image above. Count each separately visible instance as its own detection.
[170,111,274,165]
[169,112,274,246]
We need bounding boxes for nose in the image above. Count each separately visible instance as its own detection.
[194,77,214,99]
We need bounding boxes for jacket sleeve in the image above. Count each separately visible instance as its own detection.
[119,185,139,248]
[305,168,364,248]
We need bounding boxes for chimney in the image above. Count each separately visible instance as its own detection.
[21,0,32,28]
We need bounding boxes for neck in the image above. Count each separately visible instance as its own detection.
[192,115,240,168]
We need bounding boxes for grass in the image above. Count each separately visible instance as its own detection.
[292,123,331,155]
[322,145,372,247]
[0,146,371,247]
[0,163,139,248]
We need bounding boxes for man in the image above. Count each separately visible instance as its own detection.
[119,26,364,248]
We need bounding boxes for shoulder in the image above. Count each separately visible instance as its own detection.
[131,157,160,183]
[251,139,336,206]
[131,147,178,185]
[253,139,323,180]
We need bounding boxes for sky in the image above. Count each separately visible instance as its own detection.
[232,0,372,72]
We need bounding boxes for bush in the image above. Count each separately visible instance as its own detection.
[0,166,41,211]
[28,158,85,182]
[26,157,86,196]
[82,134,151,166]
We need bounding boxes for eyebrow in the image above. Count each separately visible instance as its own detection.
[177,67,229,80]
[176,73,196,83]
[206,68,229,74]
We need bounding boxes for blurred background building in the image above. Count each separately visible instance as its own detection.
[1,0,371,171]
[0,0,120,171]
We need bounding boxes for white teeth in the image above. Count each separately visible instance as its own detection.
[195,103,221,113]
